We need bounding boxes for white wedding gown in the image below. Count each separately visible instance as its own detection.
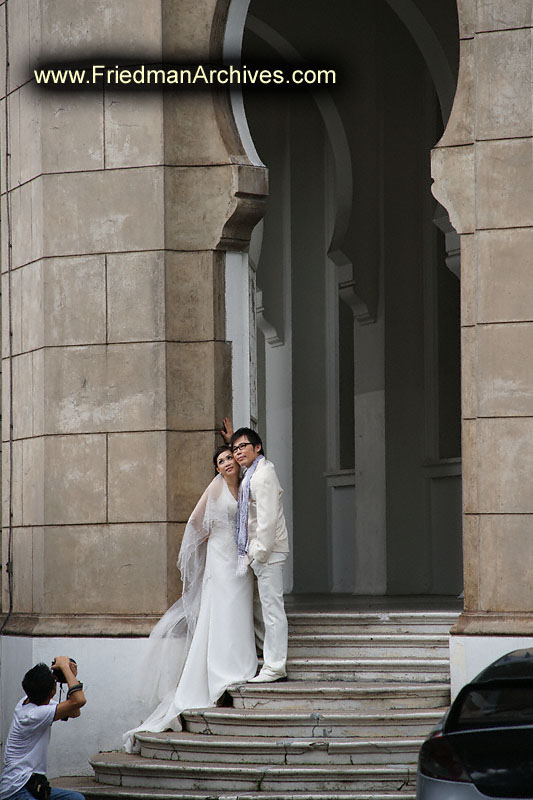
[124,477,257,753]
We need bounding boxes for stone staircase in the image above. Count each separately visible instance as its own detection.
[64,607,456,800]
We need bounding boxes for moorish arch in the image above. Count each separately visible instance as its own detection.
[230,0,462,595]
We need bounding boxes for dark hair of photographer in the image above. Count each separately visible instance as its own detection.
[22,664,56,705]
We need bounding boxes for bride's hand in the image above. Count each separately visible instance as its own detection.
[220,417,234,444]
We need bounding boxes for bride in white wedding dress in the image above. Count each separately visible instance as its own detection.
[124,445,258,753]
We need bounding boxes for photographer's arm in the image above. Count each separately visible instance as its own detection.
[52,656,86,721]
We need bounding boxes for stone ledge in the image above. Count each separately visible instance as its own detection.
[0,612,159,637]
[452,611,533,636]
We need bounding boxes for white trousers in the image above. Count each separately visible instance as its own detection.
[251,555,288,678]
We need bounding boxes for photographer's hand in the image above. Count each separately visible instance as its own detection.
[53,656,78,685]
[52,656,86,722]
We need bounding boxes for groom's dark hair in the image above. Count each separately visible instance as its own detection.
[231,427,264,455]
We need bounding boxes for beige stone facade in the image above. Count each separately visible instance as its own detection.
[0,0,532,674]
[432,0,533,635]
[0,0,266,635]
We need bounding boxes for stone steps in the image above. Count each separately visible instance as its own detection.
[180,707,445,738]
[90,752,417,793]
[285,611,456,636]
[57,777,415,800]
[135,730,424,765]
[287,633,448,659]
[228,680,450,711]
[285,657,449,682]
[82,605,453,800]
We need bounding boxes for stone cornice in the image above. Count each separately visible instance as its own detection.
[0,613,160,637]
[452,611,533,636]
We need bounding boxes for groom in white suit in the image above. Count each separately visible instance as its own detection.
[230,427,289,683]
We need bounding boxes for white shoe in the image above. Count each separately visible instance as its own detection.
[248,669,287,683]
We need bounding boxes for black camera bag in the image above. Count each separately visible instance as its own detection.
[25,773,51,800]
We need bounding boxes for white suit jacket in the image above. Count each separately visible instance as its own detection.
[246,458,289,564]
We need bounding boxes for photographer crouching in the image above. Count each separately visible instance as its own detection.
[0,656,86,800]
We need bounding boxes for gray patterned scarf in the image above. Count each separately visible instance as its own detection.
[235,454,263,576]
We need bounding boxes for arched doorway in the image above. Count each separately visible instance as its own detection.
[241,0,462,595]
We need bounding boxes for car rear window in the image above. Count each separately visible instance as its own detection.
[447,680,533,732]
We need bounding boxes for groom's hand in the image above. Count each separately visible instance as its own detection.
[220,417,234,444]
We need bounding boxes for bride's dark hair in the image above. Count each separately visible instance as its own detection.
[213,445,233,472]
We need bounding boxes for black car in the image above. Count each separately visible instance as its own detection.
[417,648,533,799]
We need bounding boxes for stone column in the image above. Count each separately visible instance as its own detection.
[432,0,533,693]
[0,0,266,766]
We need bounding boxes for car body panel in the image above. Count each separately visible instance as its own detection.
[446,728,533,797]
[417,773,525,800]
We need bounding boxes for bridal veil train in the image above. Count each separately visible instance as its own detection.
[124,472,257,753]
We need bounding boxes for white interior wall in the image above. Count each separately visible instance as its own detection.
[354,390,387,593]
[0,636,150,777]
[225,251,253,428]
[450,636,533,700]
[263,341,293,594]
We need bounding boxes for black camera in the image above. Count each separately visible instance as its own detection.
[51,658,77,684]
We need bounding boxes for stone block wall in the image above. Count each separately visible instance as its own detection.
[433,0,533,633]
[0,0,266,635]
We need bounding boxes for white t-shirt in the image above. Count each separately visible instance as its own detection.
[0,698,57,800]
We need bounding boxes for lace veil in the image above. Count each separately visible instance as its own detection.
[134,473,230,708]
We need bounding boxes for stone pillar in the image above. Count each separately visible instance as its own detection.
[0,0,266,767]
[432,0,533,694]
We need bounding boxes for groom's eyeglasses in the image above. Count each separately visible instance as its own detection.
[232,442,252,453]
